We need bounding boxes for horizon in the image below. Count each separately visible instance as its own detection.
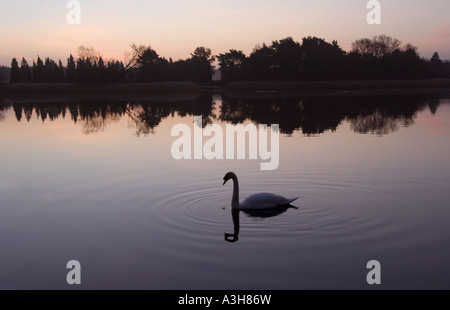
[1,0,450,66]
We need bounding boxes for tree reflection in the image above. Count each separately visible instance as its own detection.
[345,96,423,135]
[127,104,170,136]
[349,110,417,135]
[350,111,401,135]
[428,99,440,115]
[78,103,127,134]
[0,101,11,122]
[126,94,215,136]
[220,93,445,136]
[2,93,448,136]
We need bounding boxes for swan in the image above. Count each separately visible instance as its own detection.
[223,172,299,210]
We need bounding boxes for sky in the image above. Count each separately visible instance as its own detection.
[1,0,450,66]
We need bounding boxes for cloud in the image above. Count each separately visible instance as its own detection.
[428,24,450,43]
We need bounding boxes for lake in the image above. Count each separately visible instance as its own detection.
[1,91,450,289]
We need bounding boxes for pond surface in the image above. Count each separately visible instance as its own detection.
[0,91,450,289]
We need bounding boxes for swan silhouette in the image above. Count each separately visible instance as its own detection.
[223,172,299,210]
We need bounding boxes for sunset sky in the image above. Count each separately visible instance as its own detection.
[1,0,449,66]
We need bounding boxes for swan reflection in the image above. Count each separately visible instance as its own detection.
[224,205,298,243]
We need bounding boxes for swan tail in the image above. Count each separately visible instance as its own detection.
[284,197,299,205]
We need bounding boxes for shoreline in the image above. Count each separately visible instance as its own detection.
[221,79,450,92]
[0,82,200,95]
[0,79,450,97]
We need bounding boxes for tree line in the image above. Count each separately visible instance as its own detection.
[5,35,450,84]
[7,44,215,84]
[218,35,450,82]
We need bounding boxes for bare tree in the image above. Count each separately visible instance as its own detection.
[352,35,402,58]
[77,45,101,62]
[124,43,153,72]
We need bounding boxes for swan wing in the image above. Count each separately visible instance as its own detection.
[240,193,298,210]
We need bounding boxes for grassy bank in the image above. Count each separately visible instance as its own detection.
[222,79,450,92]
[1,80,450,97]
[0,82,201,95]
[0,82,203,102]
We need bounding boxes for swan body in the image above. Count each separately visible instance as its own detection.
[223,172,298,210]
[240,193,298,209]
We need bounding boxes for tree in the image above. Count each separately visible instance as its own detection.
[76,58,96,83]
[124,43,171,81]
[124,45,171,82]
[66,54,77,83]
[351,35,402,58]
[105,60,126,83]
[125,43,151,72]
[271,37,302,80]
[430,52,442,64]
[10,58,21,83]
[428,51,446,78]
[217,49,247,82]
[350,35,418,79]
[137,47,160,81]
[173,59,191,81]
[77,45,101,62]
[0,66,9,84]
[58,60,65,82]
[173,47,215,83]
[33,56,45,83]
[247,44,275,81]
[301,36,346,80]
[44,58,61,82]
[97,57,106,83]
[189,47,215,83]
[191,47,215,63]
[382,44,424,79]
[20,57,32,83]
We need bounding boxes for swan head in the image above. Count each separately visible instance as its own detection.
[223,172,236,186]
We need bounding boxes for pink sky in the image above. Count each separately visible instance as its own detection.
[1,0,449,66]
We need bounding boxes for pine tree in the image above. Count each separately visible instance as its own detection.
[33,56,45,83]
[58,60,66,82]
[66,54,76,83]
[430,52,442,64]
[43,58,60,82]
[10,58,21,83]
[97,56,106,83]
[20,57,33,83]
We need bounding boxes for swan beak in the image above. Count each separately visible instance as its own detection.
[223,178,229,186]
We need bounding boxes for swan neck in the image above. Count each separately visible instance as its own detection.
[231,175,240,209]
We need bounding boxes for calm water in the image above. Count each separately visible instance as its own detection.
[1,92,450,289]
